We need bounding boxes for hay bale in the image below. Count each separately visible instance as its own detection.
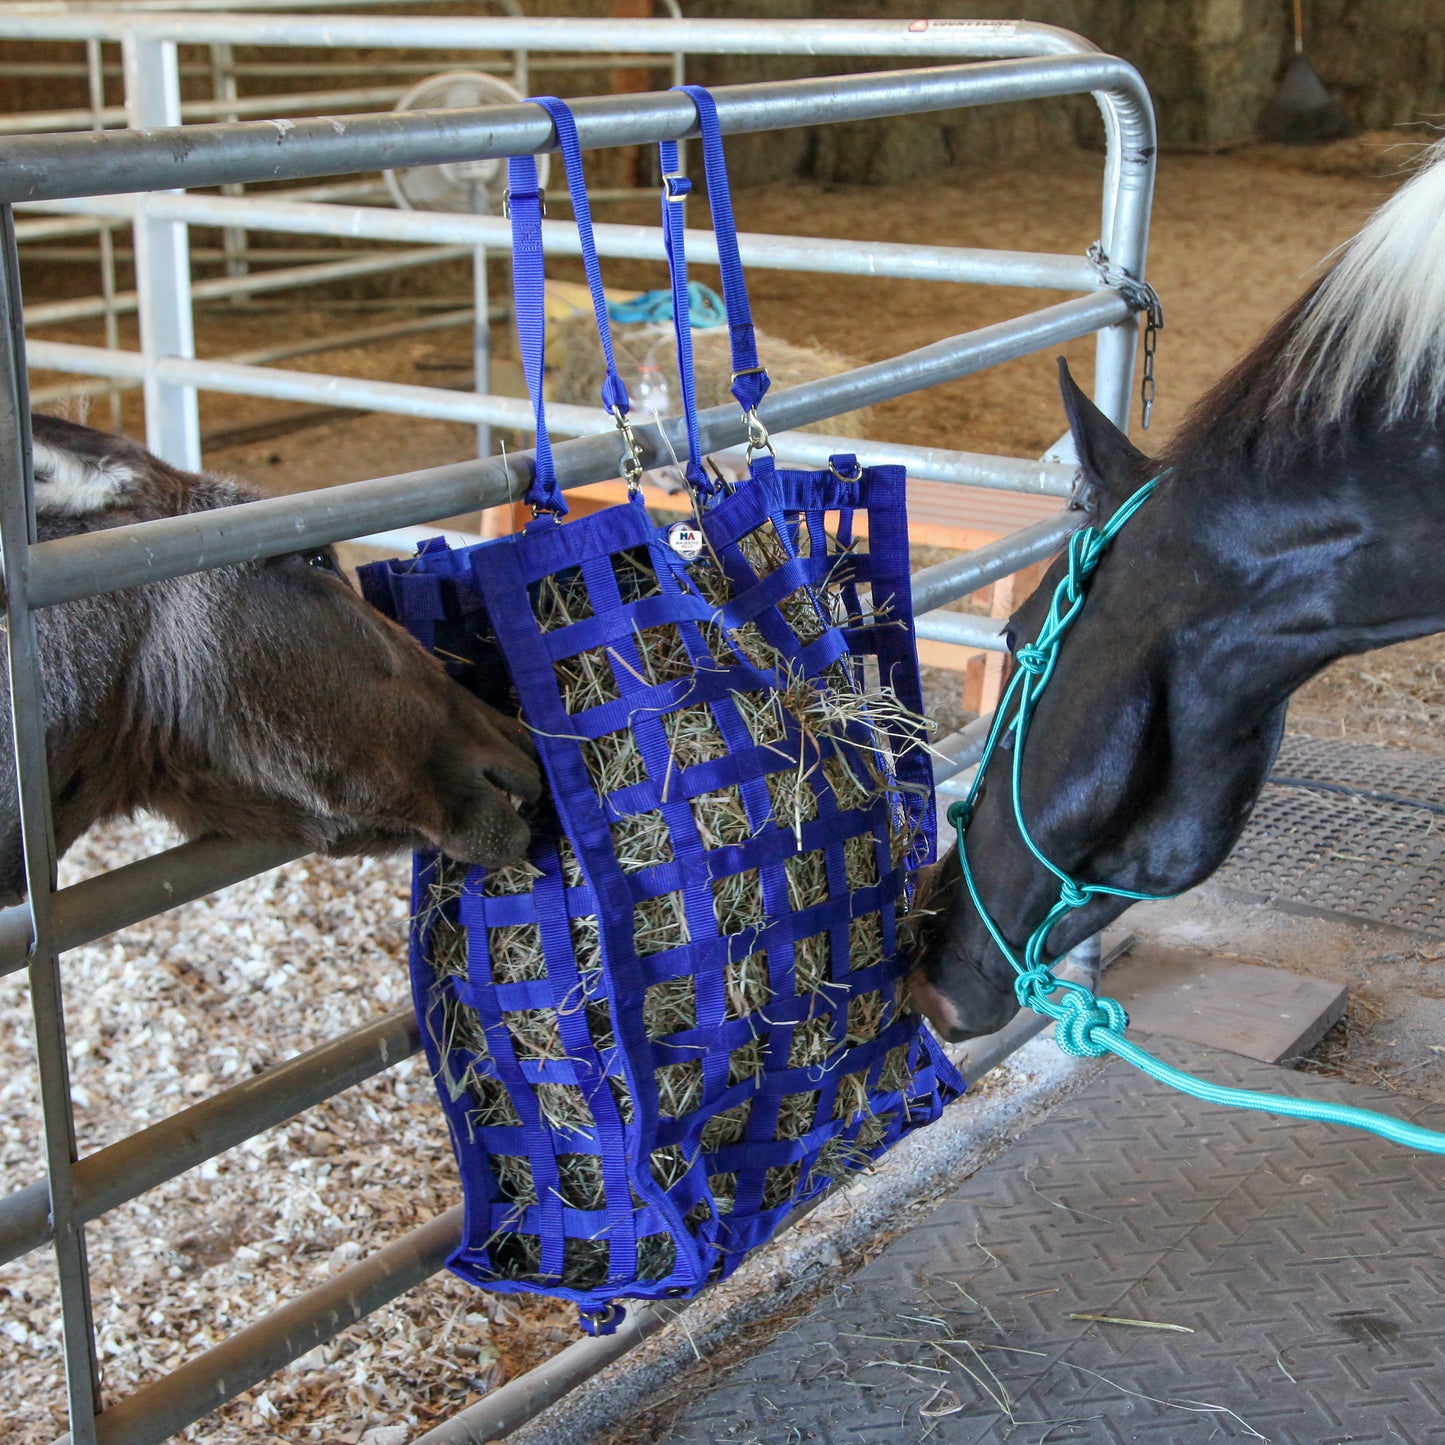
[549,315,873,439]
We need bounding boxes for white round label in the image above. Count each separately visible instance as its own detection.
[666,521,704,561]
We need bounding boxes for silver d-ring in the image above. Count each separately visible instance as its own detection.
[828,457,864,483]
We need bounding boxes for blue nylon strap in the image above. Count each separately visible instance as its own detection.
[674,84,770,415]
[506,150,559,516]
[509,96,640,517]
[657,139,708,492]
[532,96,631,419]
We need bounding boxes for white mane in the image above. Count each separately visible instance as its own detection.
[1288,136,1445,421]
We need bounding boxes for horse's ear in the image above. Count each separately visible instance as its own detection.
[1057,358,1154,521]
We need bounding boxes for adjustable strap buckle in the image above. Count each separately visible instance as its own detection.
[662,171,691,203]
[502,186,547,220]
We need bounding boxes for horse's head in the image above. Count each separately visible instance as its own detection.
[140,538,543,869]
[908,361,1289,1039]
[24,413,542,881]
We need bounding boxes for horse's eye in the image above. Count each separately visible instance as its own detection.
[304,550,339,575]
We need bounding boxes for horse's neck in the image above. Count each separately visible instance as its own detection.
[1165,410,1445,722]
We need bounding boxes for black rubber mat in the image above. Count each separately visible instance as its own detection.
[1215,736,1445,937]
[664,1038,1445,1444]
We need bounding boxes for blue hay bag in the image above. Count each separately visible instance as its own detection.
[360,87,963,1334]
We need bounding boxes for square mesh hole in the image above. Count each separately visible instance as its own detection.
[762,1162,801,1210]
[848,910,884,972]
[429,913,470,982]
[700,1099,751,1152]
[728,1033,768,1086]
[731,620,784,673]
[581,728,647,794]
[503,1008,566,1063]
[569,914,601,972]
[556,1154,606,1210]
[586,999,616,1052]
[788,1014,836,1070]
[634,890,690,956]
[558,836,586,888]
[844,833,880,889]
[610,810,674,874]
[733,689,787,747]
[738,519,790,579]
[487,922,545,983]
[481,859,544,898]
[612,545,663,605]
[779,586,827,646]
[638,1234,677,1282]
[656,1060,704,1119]
[644,976,696,1037]
[846,989,887,1047]
[530,565,592,633]
[833,1068,870,1122]
[713,867,766,934]
[822,755,871,812]
[488,1232,541,1280]
[766,769,820,834]
[650,1144,690,1190]
[687,556,730,608]
[692,785,752,849]
[785,849,831,911]
[794,931,833,996]
[878,1043,912,1095]
[725,952,771,1019]
[490,1153,537,1207]
[777,1090,819,1140]
[467,1073,522,1130]
[700,619,738,666]
[663,702,730,769]
[607,1073,635,1126]
[632,623,693,687]
[709,1171,738,1216]
[534,1082,594,1133]
[555,646,621,713]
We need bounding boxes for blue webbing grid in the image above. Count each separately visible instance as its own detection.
[358,88,961,1331]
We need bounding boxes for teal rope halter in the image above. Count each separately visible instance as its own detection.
[950,476,1445,1154]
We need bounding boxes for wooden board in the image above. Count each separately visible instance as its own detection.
[1105,944,1347,1067]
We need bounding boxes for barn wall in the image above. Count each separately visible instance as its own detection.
[683,0,1443,173]
[1,2,1438,183]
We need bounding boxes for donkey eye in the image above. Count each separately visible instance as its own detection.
[303,550,339,575]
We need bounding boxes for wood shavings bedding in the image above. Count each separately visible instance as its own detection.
[0,814,577,1444]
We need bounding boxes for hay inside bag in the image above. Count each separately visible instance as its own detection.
[360,88,963,1333]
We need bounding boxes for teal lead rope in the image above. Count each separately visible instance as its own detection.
[950,474,1445,1154]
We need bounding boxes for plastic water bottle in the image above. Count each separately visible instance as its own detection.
[634,354,672,419]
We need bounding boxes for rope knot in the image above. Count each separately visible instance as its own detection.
[1058,879,1089,910]
[1013,965,1059,1011]
[1015,645,1049,675]
[1053,990,1129,1058]
[946,799,973,830]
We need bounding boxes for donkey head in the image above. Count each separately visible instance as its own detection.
[19,414,541,897]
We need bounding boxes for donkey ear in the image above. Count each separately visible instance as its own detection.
[1057,358,1155,521]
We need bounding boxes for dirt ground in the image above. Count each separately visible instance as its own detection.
[8,134,1443,1443]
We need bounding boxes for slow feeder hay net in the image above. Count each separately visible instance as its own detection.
[357,86,960,1332]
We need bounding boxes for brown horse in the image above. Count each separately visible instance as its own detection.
[0,413,540,904]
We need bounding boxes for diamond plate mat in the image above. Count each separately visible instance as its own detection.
[663,1038,1445,1444]
[1214,736,1445,936]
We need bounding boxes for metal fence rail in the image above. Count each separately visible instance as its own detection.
[0,29,1156,1445]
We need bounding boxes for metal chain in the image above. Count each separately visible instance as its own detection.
[1087,241,1164,429]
